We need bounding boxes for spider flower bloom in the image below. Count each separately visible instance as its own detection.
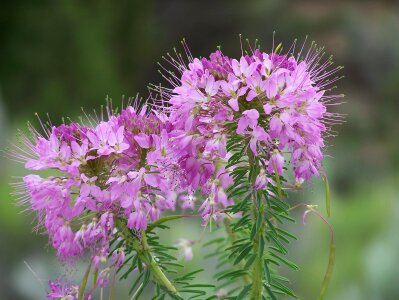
[154,40,343,187]
[11,103,187,262]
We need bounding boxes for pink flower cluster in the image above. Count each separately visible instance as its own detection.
[164,48,339,184]
[13,42,341,299]
[16,101,236,263]
[17,106,185,260]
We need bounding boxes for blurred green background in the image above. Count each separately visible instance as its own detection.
[1,1,399,299]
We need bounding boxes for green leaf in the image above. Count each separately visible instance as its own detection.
[234,244,252,265]
[256,207,264,231]
[137,258,143,273]
[146,215,185,232]
[264,284,277,300]
[270,281,297,298]
[236,284,252,299]
[143,269,151,285]
[265,218,278,235]
[266,258,280,267]
[265,232,287,254]
[264,260,271,283]
[273,168,283,199]
[322,174,331,217]
[244,254,256,269]
[270,252,299,271]
[217,270,248,281]
[268,196,289,210]
[232,215,250,231]
[250,223,258,240]
[189,294,209,300]
[116,254,135,274]
[162,262,184,268]
[175,269,204,281]
[203,237,225,247]
[259,235,265,256]
[185,284,215,288]
[275,228,298,241]
[271,274,290,283]
[129,271,144,295]
[179,289,206,295]
[228,242,251,260]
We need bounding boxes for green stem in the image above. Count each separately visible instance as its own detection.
[137,231,180,297]
[78,260,92,300]
[251,192,265,300]
[116,220,180,298]
[247,150,265,300]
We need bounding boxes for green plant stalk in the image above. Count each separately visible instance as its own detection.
[310,208,336,300]
[251,193,265,300]
[318,237,335,300]
[78,260,92,300]
[248,150,265,300]
[137,231,180,297]
[116,220,180,298]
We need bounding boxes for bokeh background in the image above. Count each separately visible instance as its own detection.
[1,1,399,299]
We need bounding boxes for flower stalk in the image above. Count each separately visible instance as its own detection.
[78,261,92,300]
[136,231,180,297]
[248,150,265,300]
[251,191,265,300]
[116,220,180,298]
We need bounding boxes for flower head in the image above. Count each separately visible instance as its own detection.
[157,41,342,184]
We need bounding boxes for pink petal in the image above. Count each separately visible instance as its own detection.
[263,103,273,114]
[134,133,150,148]
[246,90,257,101]
[249,138,258,156]
[144,174,158,187]
[228,98,239,111]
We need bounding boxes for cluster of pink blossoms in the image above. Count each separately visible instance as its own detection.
[19,107,177,258]
[14,43,341,299]
[164,48,338,186]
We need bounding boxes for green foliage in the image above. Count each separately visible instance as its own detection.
[200,130,299,299]
[112,219,214,299]
[322,174,331,217]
